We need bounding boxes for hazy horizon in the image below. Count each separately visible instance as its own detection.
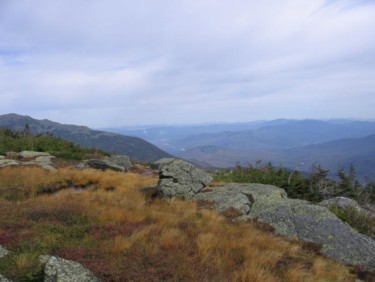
[3,113,375,130]
[1,1,375,127]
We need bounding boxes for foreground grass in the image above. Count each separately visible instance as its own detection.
[0,167,358,281]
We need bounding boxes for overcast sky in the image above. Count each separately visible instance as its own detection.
[1,0,375,127]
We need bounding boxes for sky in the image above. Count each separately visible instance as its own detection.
[1,0,375,128]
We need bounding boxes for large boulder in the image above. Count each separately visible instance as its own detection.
[194,183,375,271]
[40,255,98,282]
[108,155,132,171]
[288,200,375,270]
[156,158,212,198]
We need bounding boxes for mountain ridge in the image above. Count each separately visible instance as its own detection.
[0,113,171,161]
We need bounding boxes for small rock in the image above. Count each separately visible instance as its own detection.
[40,255,99,282]
[0,155,5,159]
[40,164,57,171]
[19,151,50,159]
[0,246,9,259]
[75,162,88,170]
[0,274,12,282]
[85,159,125,172]
[0,159,19,167]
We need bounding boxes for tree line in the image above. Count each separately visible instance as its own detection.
[214,161,374,205]
[0,126,107,160]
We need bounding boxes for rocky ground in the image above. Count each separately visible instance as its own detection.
[0,155,374,281]
[157,158,375,272]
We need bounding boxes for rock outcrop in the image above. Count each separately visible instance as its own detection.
[108,155,132,171]
[0,159,19,168]
[40,255,98,282]
[18,151,51,159]
[320,196,375,217]
[156,158,212,199]
[0,151,55,171]
[76,155,132,172]
[155,160,375,271]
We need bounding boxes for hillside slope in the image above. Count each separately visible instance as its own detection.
[178,134,375,180]
[175,120,375,151]
[0,114,171,161]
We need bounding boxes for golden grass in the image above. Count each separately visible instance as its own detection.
[0,166,358,281]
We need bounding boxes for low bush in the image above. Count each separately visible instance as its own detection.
[329,205,375,239]
[0,128,107,160]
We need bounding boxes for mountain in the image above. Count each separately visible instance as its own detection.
[108,119,375,154]
[175,119,375,151]
[0,114,171,161]
[178,134,375,180]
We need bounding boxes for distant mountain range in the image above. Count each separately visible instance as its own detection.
[0,114,171,161]
[108,119,375,180]
[2,114,374,179]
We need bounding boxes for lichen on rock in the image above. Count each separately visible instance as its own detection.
[156,158,213,199]
[40,255,99,282]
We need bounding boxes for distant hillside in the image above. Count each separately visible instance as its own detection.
[109,119,375,154]
[175,120,375,151]
[0,114,171,161]
[285,134,375,179]
[178,134,375,180]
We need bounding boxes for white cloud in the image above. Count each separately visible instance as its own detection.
[0,0,374,126]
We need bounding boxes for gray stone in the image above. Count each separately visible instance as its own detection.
[75,162,88,170]
[35,155,54,163]
[40,255,99,282]
[40,164,57,171]
[0,274,12,282]
[108,155,132,171]
[0,155,4,159]
[320,196,374,217]
[194,188,251,215]
[0,246,9,258]
[156,158,212,198]
[19,151,50,159]
[155,160,375,271]
[152,158,176,169]
[35,156,56,171]
[193,182,375,271]
[0,247,11,281]
[5,152,18,159]
[85,159,125,172]
[0,159,19,167]
[289,200,375,270]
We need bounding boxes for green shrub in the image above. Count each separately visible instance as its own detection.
[329,205,375,239]
[0,128,107,160]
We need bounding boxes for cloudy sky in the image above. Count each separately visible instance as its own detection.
[1,0,375,127]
